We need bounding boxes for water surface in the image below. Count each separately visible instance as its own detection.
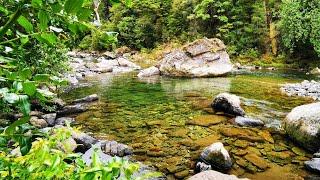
[62,70,318,179]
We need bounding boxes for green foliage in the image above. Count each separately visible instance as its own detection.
[0,127,140,179]
[280,0,320,56]
[107,0,266,53]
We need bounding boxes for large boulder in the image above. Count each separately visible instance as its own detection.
[189,170,247,180]
[158,38,233,77]
[198,142,232,171]
[284,102,320,152]
[211,93,245,116]
[305,158,320,173]
[138,66,160,78]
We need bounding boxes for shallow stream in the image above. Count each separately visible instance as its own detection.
[62,70,319,179]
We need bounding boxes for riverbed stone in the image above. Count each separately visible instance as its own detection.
[244,153,270,170]
[266,151,292,164]
[233,116,264,127]
[72,131,98,152]
[211,93,245,116]
[72,94,99,104]
[199,142,232,170]
[82,144,112,166]
[159,38,233,77]
[305,158,320,173]
[220,127,264,142]
[57,104,87,116]
[189,170,247,180]
[55,117,75,126]
[41,113,57,126]
[30,116,48,128]
[187,115,228,127]
[284,102,320,152]
[102,140,133,157]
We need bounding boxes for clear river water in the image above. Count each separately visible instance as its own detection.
[62,69,319,180]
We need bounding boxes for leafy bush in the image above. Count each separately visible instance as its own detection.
[280,0,320,57]
[0,126,140,180]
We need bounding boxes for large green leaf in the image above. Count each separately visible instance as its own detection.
[19,95,31,116]
[38,10,49,31]
[23,82,37,96]
[20,68,32,80]
[64,0,84,14]
[17,16,34,33]
[33,74,50,82]
[77,7,92,21]
[0,6,8,15]
[31,0,43,8]
[36,33,57,46]
[18,136,32,155]
[5,116,30,135]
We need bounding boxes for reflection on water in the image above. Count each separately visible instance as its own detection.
[62,70,317,179]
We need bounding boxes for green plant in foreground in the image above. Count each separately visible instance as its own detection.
[0,127,141,180]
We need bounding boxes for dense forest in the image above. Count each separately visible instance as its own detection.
[1,0,320,179]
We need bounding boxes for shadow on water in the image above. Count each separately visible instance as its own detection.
[61,70,318,179]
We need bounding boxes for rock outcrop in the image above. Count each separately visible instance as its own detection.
[284,102,320,152]
[143,38,232,77]
[211,93,245,116]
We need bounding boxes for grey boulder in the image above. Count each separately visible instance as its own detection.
[199,142,232,171]
[138,66,160,78]
[284,102,320,152]
[211,93,245,116]
[305,158,320,173]
[159,38,233,77]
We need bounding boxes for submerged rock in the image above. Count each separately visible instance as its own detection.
[233,116,264,127]
[158,38,233,77]
[189,170,247,180]
[305,158,320,173]
[199,142,232,171]
[72,94,99,104]
[138,66,160,78]
[284,102,320,152]
[57,104,87,116]
[101,140,133,157]
[187,115,228,127]
[211,93,245,116]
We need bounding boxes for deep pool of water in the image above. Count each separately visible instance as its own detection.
[62,70,319,179]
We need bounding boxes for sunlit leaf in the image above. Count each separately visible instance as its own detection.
[31,0,43,8]
[17,16,34,33]
[23,82,37,96]
[38,10,49,31]
[64,0,84,14]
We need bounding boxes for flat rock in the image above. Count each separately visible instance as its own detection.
[244,153,270,170]
[220,127,264,142]
[211,93,245,116]
[187,115,228,127]
[57,104,87,116]
[72,94,99,104]
[284,102,320,152]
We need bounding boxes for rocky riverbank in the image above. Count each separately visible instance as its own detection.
[281,80,320,100]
